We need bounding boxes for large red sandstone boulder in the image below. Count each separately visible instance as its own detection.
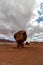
[14,30,27,48]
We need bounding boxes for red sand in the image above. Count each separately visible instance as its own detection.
[0,42,43,65]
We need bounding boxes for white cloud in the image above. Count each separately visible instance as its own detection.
[0,0,35,35]
[39,21,43,28]
[0,34,15,41]
[31,33,43,42]
[35,0,43,5]
[30,21,38,27]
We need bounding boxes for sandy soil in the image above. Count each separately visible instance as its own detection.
[0,42,43,65]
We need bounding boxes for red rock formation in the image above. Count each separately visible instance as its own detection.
[14,30,27,48]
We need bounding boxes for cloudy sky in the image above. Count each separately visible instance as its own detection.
[0,0,34,34]
[0,0,43,42]
[26,0,43,42]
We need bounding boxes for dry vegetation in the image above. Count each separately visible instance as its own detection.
[0,41,43,65]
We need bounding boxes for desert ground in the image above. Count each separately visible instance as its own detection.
[0,42,43,65]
